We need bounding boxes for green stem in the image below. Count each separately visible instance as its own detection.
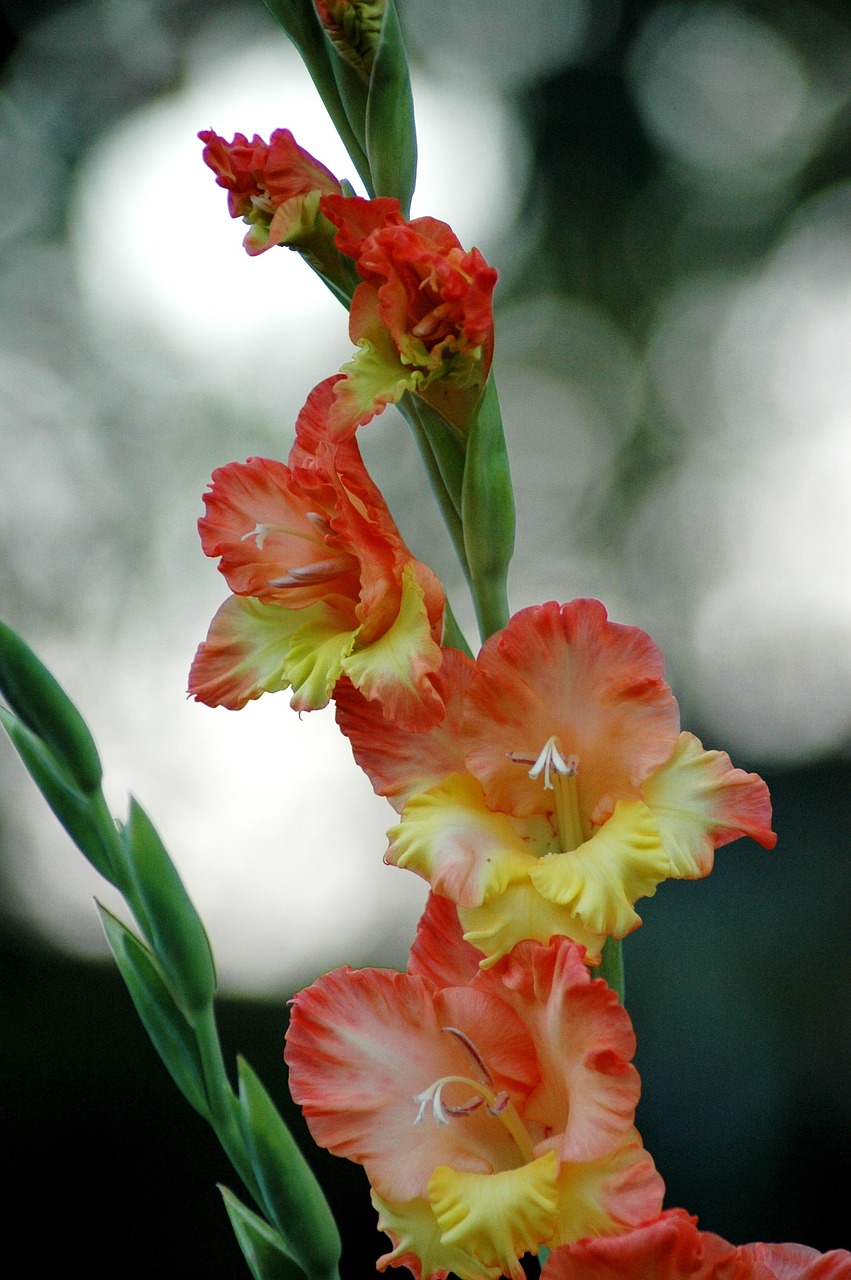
[469,571,510,643]
[592,937,625,1006]
[192,1005,266,1210]
[441,597,472,657]
[400,400,470,584]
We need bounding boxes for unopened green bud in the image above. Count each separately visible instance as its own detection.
[0,620,102,792]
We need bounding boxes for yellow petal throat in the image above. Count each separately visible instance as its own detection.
[428,1152,560,1280]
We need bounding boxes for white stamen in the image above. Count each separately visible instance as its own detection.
[525,736,578,790]
[242,522,271,550]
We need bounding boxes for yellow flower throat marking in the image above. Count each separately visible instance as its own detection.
[413,1026,535,1164]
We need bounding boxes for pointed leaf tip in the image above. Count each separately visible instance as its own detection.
[0,619,102,792]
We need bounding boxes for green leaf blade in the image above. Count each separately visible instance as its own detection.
[461,375,516,640]
[120,798,217,1017]
[0,619,102,792]
[366,0,417,212]
[0,707,119,884]
[99,905,211,1120]
[237,1058,341,1280]
[220,1186,308,1280]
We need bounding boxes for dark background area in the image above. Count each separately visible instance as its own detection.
[1,0,850,1274]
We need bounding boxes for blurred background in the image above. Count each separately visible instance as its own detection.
[1,0,849,1272]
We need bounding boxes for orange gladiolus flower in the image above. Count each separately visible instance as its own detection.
[336,599,777,965]
[189,376,445,728]
[199,127,342,256]
[319,194,498,435]
[540,1209,851,1280]
[285,894,664,1280]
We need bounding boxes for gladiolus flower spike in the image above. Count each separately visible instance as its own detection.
[336,598,777,967]
[189,376,445,731]
[285,895,664,1280]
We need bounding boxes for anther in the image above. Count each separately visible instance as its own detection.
[269,557,350,587]
[441,1026,494,1086]
[510,736,578,790]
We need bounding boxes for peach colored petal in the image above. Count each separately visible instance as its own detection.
[642,732,777,879]
[743,1243,851,1280]
[321,193,404,259]
[407,893,485,989]
[464,600,680,824]
[330,287,422,436]
[285,967,530,1202]
[335,646,475,809]
[198,455,360,606]
[541,1210,711,1280]
[477,938,640,1164]
[341,566,444,731]
[281,598,359,711]
[188,594,306,709]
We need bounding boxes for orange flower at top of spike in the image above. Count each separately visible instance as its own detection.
[336,599,777,966]
[285,895,664,1280]
[199,128,342,256]
[540,1210,851,1280]
[189,376,445,729]
[319,194,498,436]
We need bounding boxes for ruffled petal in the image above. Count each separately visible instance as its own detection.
[285,967,531,1202]
[407,893,485,988]
[642,732,777,879]
[341,565,444,731]
[428,1152,560,1280]
[336,646,475,809]
[540,1210,713,1280]
[476,937,640,1164]
[743,1243,851,1280]
[198,454,359,606]
[387,773,538,908]
[329,286,423,436]
[458,882,607,970]
[281,598,358,711]
[464,600,680,823]
[528,800,669,938]
[373,1191,502,1280]
[188,594,304,709]
[551,1130,666,1247]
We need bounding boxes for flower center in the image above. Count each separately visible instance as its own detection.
[413,1027,535,1163]
[241,517,357,588]
[509,735,586,853]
